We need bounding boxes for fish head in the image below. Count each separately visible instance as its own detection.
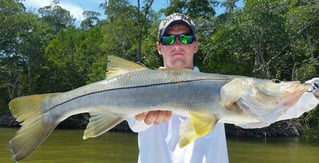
[250,79,310,106]
[220,78,311,124]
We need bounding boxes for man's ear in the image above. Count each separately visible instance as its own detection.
[193,41,199,53]
[156,42,162,55]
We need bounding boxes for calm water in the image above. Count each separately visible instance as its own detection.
[1,128,319,163]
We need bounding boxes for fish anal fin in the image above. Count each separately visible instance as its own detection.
[190,112,218,136]
[178,112,218,148]
[179,119,197,148]
[83,110,124,140]
[106,55,145,78]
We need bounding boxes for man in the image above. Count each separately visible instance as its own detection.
[127,13,319,163]
[127,13,229,163]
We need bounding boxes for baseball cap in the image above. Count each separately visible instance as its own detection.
[158,13,196,41]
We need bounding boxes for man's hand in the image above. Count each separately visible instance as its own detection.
[306,78,319,99]
[312,79,319,99]
[135,110,172,125]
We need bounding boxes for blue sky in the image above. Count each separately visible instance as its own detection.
[23,0,170,22]
[23,0,243,24]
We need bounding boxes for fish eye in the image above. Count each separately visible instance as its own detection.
[272,79,281,83]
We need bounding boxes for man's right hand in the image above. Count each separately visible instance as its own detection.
[135,110,172,125]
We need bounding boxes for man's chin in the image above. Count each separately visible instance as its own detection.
[171,60,188,68]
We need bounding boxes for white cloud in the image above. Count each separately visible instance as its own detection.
[23,0,85,21]
[23,0,51,9]
[61,2,85,21]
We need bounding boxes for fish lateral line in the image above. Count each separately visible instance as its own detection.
[47,78,219,111]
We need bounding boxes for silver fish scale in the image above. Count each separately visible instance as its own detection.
[44,69,233,111]
[43,70,230,121]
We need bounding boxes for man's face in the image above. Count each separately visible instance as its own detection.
[157,24,198,69]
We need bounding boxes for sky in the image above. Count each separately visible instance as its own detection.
[22,0,244,24]
[23,0,106,22]
[22,0,169,22]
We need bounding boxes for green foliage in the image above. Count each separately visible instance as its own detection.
[285,3,319,81]
[304,106,319,141]
[162,0,217,19]
[81,10,101,30]
[44,27,107,91]
[38,0,75,33]
[1,0,319,137]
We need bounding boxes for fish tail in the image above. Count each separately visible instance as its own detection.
[8,94,58,162]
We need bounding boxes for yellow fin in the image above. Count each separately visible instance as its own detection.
[9,114,57,162]
[83,110,124,139]
[106,55,145,77]
[9,93,58,122]
[158,67,194,72]
[189,112,218,136]
[179,119,197,148]
[178,112,218,148]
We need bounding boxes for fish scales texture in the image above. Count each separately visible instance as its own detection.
[44,70,229,121]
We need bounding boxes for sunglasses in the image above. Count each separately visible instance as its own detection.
[160,34,195,45]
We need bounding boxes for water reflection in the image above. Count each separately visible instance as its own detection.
[1,128,319,163]
[0,128,138,163]
[227,136,319,163]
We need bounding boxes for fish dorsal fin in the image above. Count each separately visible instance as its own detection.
[179,111,218,148]
[158,67,194,72]
[106,55,145,77]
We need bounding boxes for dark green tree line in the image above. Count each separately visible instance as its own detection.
[0,0,318,139]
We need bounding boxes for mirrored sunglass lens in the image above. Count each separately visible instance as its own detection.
[162,35,175,45]
[179,35,194,44]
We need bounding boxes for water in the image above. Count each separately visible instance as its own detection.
[0,128,138,163]
[227,137,319,163]
[1,128,319,163]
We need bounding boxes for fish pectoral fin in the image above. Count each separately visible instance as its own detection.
[178,112,218,148]
[83,110,124,140]
[220,78,244,109]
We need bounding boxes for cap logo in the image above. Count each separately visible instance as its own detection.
[158,13,196,40]
[162,13,192,27]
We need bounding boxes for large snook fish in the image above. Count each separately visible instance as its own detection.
[8,56,313,162]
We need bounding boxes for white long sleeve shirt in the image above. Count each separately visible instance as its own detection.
[127,116,229,163]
